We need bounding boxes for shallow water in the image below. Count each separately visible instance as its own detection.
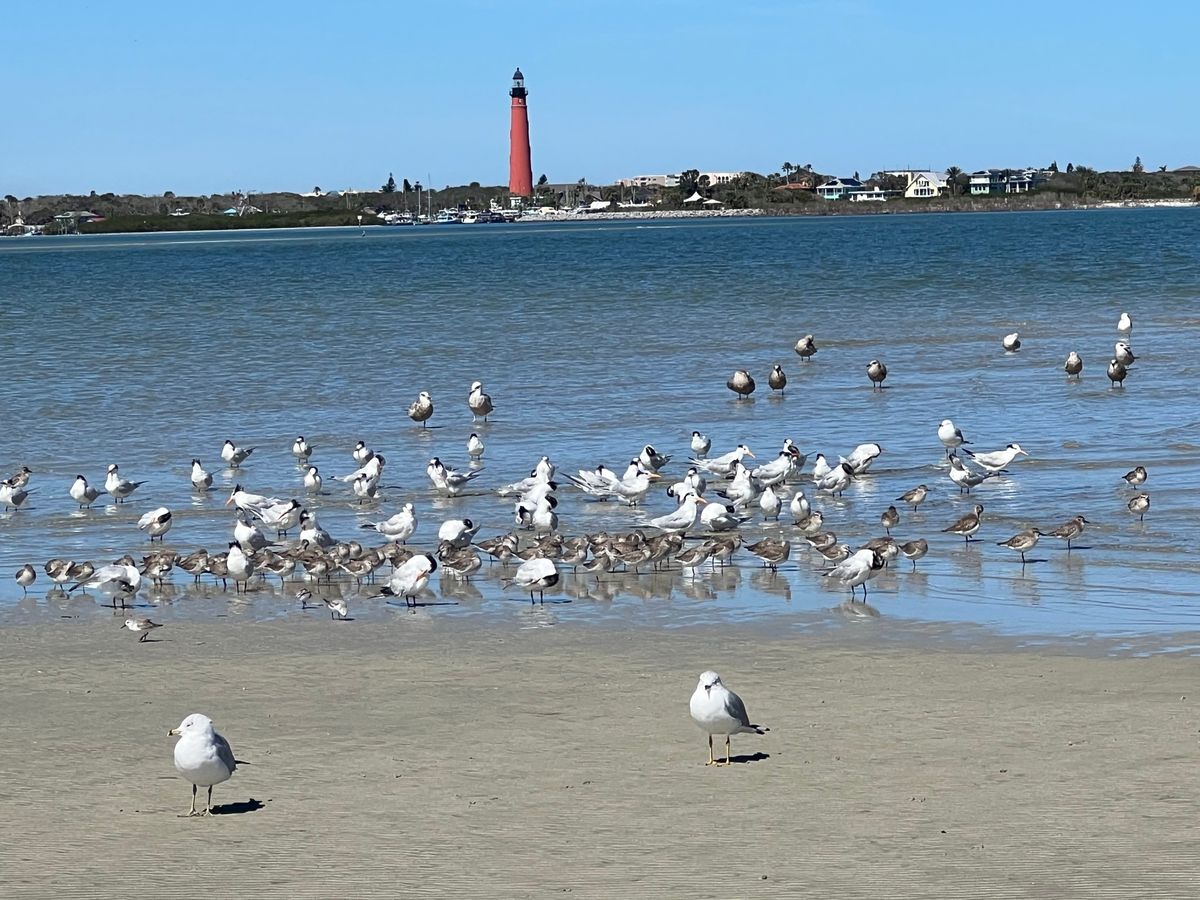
[1,210,1198,637]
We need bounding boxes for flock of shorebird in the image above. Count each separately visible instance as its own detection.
[3,310,1153,637]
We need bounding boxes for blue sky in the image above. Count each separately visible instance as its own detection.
[3,0,1196,196]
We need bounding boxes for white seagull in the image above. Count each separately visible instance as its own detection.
[168,713,237,817]
[1117,311,1132,334]
[937,419,969,457]
[468,381,494,422]
[689,671,768,766]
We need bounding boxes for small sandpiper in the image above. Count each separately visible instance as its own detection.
[880,505,900,535]
[1048,515,1089,551]
[1128,493,1150,521]
[942,504,984,543]
[15,564,36,595]
[899,539,928,571]
[1121,466,1147,486]
[897,484,929,511]
[123,617,163,642]
[997,528,1042,564]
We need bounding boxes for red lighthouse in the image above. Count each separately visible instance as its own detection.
[508,68,533,198]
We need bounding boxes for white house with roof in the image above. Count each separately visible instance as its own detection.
[904,171,948,198]
[970,169,1044,195]
[816,177,864,200]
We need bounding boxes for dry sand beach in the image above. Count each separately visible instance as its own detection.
[2,619,1198,899]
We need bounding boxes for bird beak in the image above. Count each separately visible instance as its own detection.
[745,450,756,459]
[647,473,661,480]
[168,728,179,736]
[696,496,709,505]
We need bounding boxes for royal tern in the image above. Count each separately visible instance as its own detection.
[69,563,141,597]
[690,444,754,477]
[190,459,213,492]
[759,485,782,521]
[254,498,303,536]
[226,542,255,592]
[649,491,702,534]
[727,369,755,398]
[468,381,494,422]
[352,441,374,465]
[817,462,855,497]
[291,436,312,461]
[104,464,144,503]
[788,489,810,523]
[701,500,747,532]
[841,442,882,475]
[352,472,380,504]
[824,548,885,598]
[382,553,438,605]
[639,444,671,473]
[69,475,104,508]
[437,517,480,551]
[361,503,417,543]
[964,442,1028,473]
[690,431,711,458]
[136,507,173,542]
[500,556,556,603]
[226,484,279,515]
[221,440,255,468]
[427,457,485,496]
[811,453,832,483]
[689,671,767,767]
[467,433,485,459]
[234,512,271,553]
[303,465,322,493]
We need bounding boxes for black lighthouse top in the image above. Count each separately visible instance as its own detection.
[510,68,527,99]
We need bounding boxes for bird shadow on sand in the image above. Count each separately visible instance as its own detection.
[211,798,267,816]
[726,752,770,765]
[384,600,460,609]
[135,637,166,644]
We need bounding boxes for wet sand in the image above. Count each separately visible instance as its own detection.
[2,619,1198,898]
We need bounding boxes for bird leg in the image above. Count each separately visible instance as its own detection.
[139,632,148,642]
[181,783,200,817]
[706,734,716,766]
[204,785,214,816]
[723,735,733,766]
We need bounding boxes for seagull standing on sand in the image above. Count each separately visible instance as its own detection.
[689,671,768,767]
[169,713,237,817]
[408,391,434,427]
[468,381,494,422]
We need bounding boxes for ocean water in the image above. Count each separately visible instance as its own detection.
[1,210,1198,638]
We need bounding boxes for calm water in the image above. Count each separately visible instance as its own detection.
[1,210,1198,638]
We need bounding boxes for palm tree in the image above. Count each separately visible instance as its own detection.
[945,166,963,197]
[782,162,794,184]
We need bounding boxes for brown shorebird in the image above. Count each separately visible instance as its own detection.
[997,528,1043,565]
[768,364,787,395]
[867,359,888,389]
[897,484,929,511]
[727,369,755,399]
[880,505,900,535]
[1048,515,1089,551]
[943,504,984,543]
[899,539,928,571]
